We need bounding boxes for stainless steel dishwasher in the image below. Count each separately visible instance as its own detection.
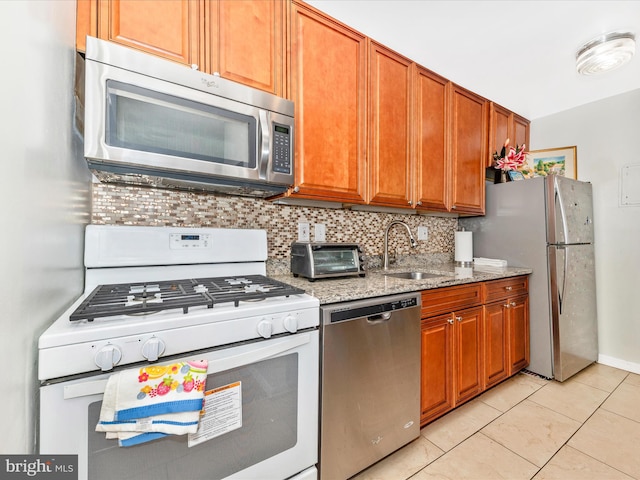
[319,292,421,480]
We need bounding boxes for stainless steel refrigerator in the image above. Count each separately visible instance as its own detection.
[459,175,598,381]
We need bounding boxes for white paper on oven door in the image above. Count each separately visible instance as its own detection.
[188,381,242,447]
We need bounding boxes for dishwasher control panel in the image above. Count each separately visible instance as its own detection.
[322,293,420,324]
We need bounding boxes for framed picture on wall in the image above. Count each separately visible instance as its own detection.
[526,146,577,179]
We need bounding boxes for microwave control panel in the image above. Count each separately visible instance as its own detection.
[272,123,292,174]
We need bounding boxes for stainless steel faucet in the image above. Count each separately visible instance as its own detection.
[383,220,417,270]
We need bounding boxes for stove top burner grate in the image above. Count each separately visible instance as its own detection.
[69,275,306,322]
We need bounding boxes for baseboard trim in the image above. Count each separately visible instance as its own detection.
[598,354,640,375]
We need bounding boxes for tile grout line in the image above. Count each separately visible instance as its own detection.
[403,370,635,480]
[523,371,631,479]
[412,374,550,478]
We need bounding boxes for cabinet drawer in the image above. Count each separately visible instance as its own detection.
[421,284,482,317]
[483,276,528,303]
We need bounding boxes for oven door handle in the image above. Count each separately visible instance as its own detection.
[64,379,109,399]
[210,332,312,373]
[62,332,313,400]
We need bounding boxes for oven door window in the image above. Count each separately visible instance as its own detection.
[87,353,298,479]
[106,80,257,168]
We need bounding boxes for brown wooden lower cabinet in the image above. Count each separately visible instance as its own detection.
[420,313,454,423]
[507,294,530,374]
[454,306,484,405]
[420,275,529,426]
[483,301,509,389]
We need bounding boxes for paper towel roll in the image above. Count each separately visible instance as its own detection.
[455,231,473,264]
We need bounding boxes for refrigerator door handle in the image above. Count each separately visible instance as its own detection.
[555,182,569,245]
[557,245,567,315]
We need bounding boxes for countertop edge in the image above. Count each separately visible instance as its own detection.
[272,264,533,305]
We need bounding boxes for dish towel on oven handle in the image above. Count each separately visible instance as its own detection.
[96,359,208,447]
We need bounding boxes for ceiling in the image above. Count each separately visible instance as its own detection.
[305,0,640,120]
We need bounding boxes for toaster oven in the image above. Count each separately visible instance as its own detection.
[291,242,365,281]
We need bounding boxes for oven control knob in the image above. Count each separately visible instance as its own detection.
[257,320,273,339]
[95,344,122,371]
[142,337,166,362]
[283,315,298,333]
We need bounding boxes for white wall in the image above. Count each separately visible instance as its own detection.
[0,1,91,452]
[531,88,640,373]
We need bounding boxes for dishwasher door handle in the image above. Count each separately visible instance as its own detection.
[367,312,392,324]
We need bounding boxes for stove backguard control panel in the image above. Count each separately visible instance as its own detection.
[170,233,212,249]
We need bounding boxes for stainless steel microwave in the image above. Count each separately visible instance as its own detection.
[76,37,294,197]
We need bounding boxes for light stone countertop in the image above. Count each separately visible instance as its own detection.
[272,262,533,305]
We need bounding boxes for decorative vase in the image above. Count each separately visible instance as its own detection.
[490,168,509,184]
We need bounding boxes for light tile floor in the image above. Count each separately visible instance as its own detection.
[352,363,640,480]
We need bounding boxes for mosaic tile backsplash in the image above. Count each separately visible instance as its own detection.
[92,184,458,266]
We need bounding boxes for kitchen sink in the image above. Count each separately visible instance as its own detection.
[384,271,444,280]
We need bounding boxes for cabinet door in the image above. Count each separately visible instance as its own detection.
[289,2,367,203]
[211,0,285,95]
[508,295,530,374]
[513,113,531,151]
[414,67,450,211]
[77,0,98,52]
[421,314,454,425]
[97,0,201,66]
[483,302,508,388]
[450,85,487,215]
[454,306,483,405]
[488,102,511,168]
[368,42,413,208]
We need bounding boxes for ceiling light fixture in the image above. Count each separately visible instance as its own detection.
[576,31,635,75]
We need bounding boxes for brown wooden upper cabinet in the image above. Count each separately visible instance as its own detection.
[414,72,487,215]
[414,67,449,212]
[206,0,286,95]
[449,85,488,215]
[288,1,367,203]
[488,102,531,168]
[76,0,524,216]
[76,0,286,96]
[368,42,414,208]
[77,0,201,66]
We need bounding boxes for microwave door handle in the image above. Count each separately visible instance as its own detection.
[258,110,270,180]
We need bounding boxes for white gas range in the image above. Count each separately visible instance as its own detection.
[38,225,320,480]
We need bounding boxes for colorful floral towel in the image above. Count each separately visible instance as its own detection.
[96,359,208,446]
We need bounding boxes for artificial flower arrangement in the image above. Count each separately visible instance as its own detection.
[493,138,527,171]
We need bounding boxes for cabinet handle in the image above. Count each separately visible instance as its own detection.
[503,303,510,308]
[292,186,300,193]
[448,318,454,324]
[452,205,457,210]
[455,316,462,322]
[511,301,517,307]
[416,201,422,206]
[505,286,512,291]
